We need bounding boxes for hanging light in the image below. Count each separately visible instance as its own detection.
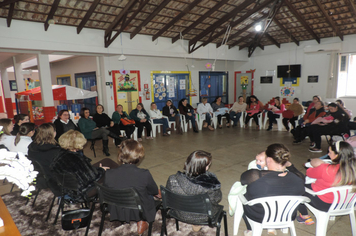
[255,23,262,32]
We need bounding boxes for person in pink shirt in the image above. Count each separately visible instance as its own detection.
[244,95,264,130]
[297,141,356,224]
[266,96,286,131]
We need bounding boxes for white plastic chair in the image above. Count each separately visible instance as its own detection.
[197,112,215,130]
[305,186,356,236]
[213,109,231,128]
[162,115,175,134]
[150,118,162,137]
[263,111,284,130]
[247,112,263,128]
[231,111,245,128]
[233,194,310,236]
[180,113,197,132]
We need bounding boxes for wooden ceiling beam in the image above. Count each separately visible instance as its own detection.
[216,15,267,48]
[188,0,257,52]
[6,2,14,27]
[152,0,202,41]
[264,32,280,48]
[247,0,283,57]
[203,0,274,48]
[0,0,19,8]
[284,0,320,43]
[44,0,60,31]
[104,0,149,48]
[229,33,255,49]
[130,0,171,40]
[171,0,229,44]
[77,0,101,34]
[273,18,299,45]
[348,0,356,17]
[313,0,343,40]
[105,0,139,38]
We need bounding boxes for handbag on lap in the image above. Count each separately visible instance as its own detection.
[120,118,135,126]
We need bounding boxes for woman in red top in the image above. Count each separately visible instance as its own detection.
[266,96,286,131]
[298,141,356,224]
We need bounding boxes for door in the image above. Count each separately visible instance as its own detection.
[75,72,97,114]
[112,70,141,114]
[199,72,228,104]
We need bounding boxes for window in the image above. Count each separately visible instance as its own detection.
[199,72,228,104]
[337,53,356,97]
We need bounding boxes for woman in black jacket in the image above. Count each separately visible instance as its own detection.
[11,114,30,135]
[53,109,79,141]
[178,98,198,133]
[162,100,182,134]
[93,104,126,146]
[309,103,351,153]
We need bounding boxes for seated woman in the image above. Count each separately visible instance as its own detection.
[212,96,231,129]
[282,98,304,131]
[0,118,14,149]
[166,150,222,232]
[266,96,285,131]
[178,98,198,133]
[244,95,264,130]
[9,123,35,155]
[112,104,135,139]
[130,103,153,141]
[93,104,125,146]
[197,97,214,131]
[162,99,182,134]
[230,96,246,127]
[292,100,326,144]
[27,123,62,186]
[104,139,159,235]
[50,130,118,201]
[78,107,111,156]
[241,144,305,235]
[149,102,171,136]
[53,109,79,141]
[11,114,29,135]
[298,141,356,223]
[309,102,350,153]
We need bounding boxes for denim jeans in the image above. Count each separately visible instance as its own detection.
[153,118,169,133]
[230,111,242,125]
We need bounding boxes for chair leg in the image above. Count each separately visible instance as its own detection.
[85,202,96,236]
[53,197,64,225]
[175,219,179,231]
[160,211,167,236]
[46,196,56,221]
[216,224,221,236]
[32,189,41,207]
[349,212,356,236]
[90,140,96,158]
[98,211,106,236]
[148,222,153,236]
[315,214,328,236]
[290,225,297,236]
[223,211,228,236]
[10,184,15,192]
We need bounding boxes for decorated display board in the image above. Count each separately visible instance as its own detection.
[112,70,141,114]
[151,71,191,110]
[234,70,254,102]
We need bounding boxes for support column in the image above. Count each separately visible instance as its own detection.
[0,66,13,118]
[37,54,55,123]
[12,57,26,92]
[97,56,115,115]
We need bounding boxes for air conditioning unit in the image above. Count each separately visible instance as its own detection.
[303,43,341,54]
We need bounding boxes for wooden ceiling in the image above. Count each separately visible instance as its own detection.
[1,0,356,57]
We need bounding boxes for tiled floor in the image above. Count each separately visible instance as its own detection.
[2,124,353,235]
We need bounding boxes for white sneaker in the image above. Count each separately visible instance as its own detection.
[137,138,142,142]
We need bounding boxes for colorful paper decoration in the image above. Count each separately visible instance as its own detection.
[280,86,295,97]
[119,69,128,75]
[205,63,212,69]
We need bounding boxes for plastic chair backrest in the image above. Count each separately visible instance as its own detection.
[95,182,144,214]
[160,185,212,216]
[246,195,310,227]
[327,186,356,215]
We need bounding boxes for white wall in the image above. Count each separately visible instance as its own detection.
[234,35,356,108]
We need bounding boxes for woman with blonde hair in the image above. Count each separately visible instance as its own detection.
[0,118,14,149]
[104,139,159,235]
[50,130,117,200]
[9,123,35,155]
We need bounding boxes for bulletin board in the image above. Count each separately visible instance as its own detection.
[151,71,191,110]
[279,77,300,86]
